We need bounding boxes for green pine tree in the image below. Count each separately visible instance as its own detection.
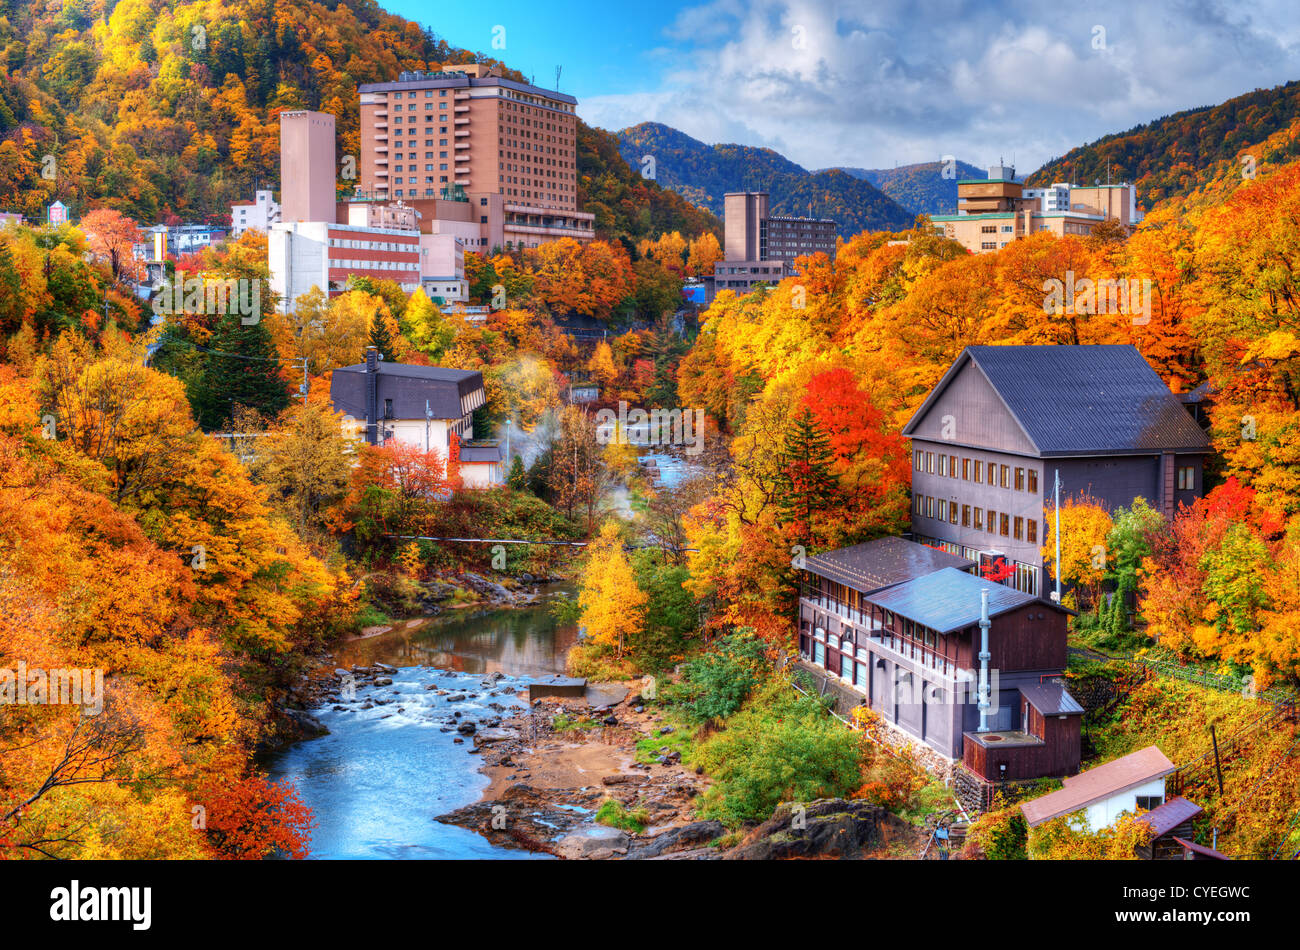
[369,313,395,361]
[776,408,837,547]
[507,455,527,491]
[190,311,291,431]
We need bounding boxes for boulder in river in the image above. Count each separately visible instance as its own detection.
[555,825,629,860]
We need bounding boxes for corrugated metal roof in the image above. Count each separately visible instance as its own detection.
[1020,681,1084,716]
[1138,796,1204,837]
[1021,746,1177,826]
[803,537,975,594]
[864,567,1044,634]
[904,345,1211,456]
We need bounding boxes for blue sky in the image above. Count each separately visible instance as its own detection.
[387,0,1300,175]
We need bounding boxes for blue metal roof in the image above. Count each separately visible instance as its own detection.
[864,567,1042,634]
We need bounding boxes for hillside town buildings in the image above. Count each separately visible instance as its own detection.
[932,163,1144,253]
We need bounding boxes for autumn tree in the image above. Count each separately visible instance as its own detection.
[577,521,648,658]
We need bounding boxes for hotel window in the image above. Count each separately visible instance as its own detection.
[914,450,923,471]
[926,451,934,473]
[1015,467,1025,491]
[842,658,855,683]
[1027,519,1037,544]
[962,504,971,527]
[973,508,984,531]
[915,494,924,516]
[1000,464,1010,488]
[987,509,996,533]
[949,455,958,477]
[926,496,934,518]
[855,662,868,690]
[1014,517,1023,540]
[814,640,825,666]
[974,460,984,484]
[938,454,948,477]
[962,458,970,480]
[1001,513,1010,537]
[1177,466,1196,490]
[950,502,959,525]
[1028,469,1039,494]
[937,499,947,522]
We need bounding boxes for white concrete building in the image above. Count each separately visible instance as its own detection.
[231,190,281,236]
[268,220,422,312]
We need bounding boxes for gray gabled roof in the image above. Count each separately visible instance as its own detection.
[330,361,484,422]
[903,345,1211,457]
[803,537,975,594]
[1020,681,1084,716]
[864,567,1058,634]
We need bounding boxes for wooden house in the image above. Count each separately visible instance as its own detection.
[798,537,1080,781]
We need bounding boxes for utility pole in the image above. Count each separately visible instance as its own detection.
[1053,468,1062,603]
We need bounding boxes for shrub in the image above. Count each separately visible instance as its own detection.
[694,679,863,826]
[594,798,649,833]
[665,628,766,726]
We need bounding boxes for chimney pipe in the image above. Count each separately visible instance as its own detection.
[365,346,379,445]
[977,588,992,733]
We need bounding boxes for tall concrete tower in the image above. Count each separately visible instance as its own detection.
[280,111,336,223]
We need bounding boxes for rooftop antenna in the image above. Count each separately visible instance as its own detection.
[555,65,562,91]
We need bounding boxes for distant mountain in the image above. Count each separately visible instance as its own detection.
[1026,79,1300,209]
[616,123,914,238]
[823,160,986,216]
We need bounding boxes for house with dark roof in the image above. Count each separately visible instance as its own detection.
[902,345,1211,596]
[798,538,1080,781]
[330,347,503,487]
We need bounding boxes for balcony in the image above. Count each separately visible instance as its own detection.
[799,583,960,678]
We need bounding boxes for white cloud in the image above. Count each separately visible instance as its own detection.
[582,0,1300,173]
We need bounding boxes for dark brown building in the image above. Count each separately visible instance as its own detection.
[798,538,1080,782]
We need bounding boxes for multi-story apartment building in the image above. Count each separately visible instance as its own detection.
[268,220,422,310]
[932,164,1144,253]
[902,345,1211,596]
[357,63,594,250]
[706,191,837,299]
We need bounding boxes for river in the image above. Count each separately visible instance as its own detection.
[264,595,578,859]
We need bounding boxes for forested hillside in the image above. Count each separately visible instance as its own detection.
[826,159,985,215]
[617,121,914,237]
[0,0,712,242]
[1027,79,1300,208]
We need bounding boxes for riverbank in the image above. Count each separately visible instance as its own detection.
[435,684,723,859]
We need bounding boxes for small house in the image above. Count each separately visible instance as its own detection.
[1020,745,1177,832]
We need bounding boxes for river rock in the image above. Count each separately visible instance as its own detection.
[629,820,725,859]
[374,677,393,686]
[456,720,477,735]
[555,825,629,860]
[473,727,517,745]
[724,799,915,860]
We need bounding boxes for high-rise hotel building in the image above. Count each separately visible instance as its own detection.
[358,63,594,249]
